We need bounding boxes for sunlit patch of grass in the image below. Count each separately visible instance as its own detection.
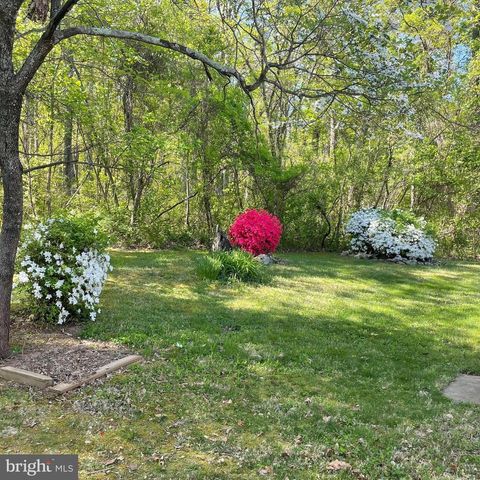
[3,251,480,478]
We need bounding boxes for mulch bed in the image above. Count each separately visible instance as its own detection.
[0,316,130,385]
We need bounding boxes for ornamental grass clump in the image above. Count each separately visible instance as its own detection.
[229,209,282,256]
[346,208,435,262]
[15,217,112,325]
[196,250,265,283]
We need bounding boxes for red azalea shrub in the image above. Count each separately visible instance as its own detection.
[229,209,282,256]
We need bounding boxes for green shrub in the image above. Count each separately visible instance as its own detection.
[196,254,224,280]
[196,250,265,283]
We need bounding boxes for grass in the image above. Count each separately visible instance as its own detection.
[2,251,480,479]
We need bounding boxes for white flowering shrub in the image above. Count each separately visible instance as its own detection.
[346,208,436,262]
[15,217,112,325]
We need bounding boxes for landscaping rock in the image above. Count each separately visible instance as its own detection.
[254,254,287,265]
[255,254,274,265]
[354,252,373,259]
[211,225,232,252]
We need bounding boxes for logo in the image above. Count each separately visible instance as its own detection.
[0,455,78,479]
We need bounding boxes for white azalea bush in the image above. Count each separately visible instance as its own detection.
[15,217,112,325]
[346,208,436,262]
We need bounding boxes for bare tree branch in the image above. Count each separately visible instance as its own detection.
[55,27,362,101]
[22,159,169,174]
[54,27,256,91]
[15,0,81,93]
[153,168,224,220]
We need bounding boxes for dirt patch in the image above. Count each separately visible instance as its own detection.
[0,316,130,384]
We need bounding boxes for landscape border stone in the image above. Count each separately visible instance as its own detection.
[0,355,143,394]
[47,354,143,396]
[0,366,54,388]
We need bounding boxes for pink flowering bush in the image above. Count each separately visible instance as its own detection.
[229,209,282,256]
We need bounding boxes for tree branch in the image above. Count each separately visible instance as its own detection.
[22,160,106,173]
[15,0,81,93]
[16,16,267,96]
[153,168,224,220]
[22,159,169,174]
[154,190,201,221]
[54,27,259,93]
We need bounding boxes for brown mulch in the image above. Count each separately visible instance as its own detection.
[0,316,130,384]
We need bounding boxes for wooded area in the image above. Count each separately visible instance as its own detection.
[1,1,479,355]
[7,1,479,252]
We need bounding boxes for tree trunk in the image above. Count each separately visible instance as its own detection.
[185,169,191,228]
[64,111,75,196]
[0,3,24,358]
[130,179,144,227]
[22,94,38,219]
[0,94,23,358]
[329,115,337,163]
[202,165,214,234]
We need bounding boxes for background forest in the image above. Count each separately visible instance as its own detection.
[7,0,480,257]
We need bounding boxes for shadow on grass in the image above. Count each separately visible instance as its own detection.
[81,251,480,425]
[4,250,479,479]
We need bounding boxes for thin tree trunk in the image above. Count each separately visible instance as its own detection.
[233,166,243,211]
[317,204,332,250]
[185,168,191,228]
[22,94,37,218]
[130,180,144,227]
[64,111,75,195]
[45,84,55,215]
[201,163,214,234]
[329,115,337,162]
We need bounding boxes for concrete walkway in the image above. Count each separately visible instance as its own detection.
[443,374,480,405]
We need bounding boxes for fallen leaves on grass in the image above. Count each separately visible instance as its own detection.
[1,427,18,437]
[258,465,273,475]
[327,459,352,471]
[104,456,123,466]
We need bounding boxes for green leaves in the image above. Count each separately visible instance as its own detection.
[195,250,267,283]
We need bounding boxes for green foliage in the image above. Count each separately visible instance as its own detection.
[25,215,110,254]
[195,250,265,283]
[379,208,432,234]
[195,254,223,280]
[11,1,480,258]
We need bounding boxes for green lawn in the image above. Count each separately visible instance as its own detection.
[2,251,480,479]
